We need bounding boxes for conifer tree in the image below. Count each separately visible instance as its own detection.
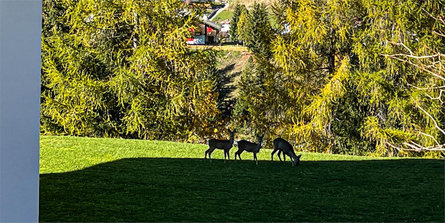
[250,0,445,156]
[236,8,249,45]
[245,2,273,59]
[230,4,245,43]
[41,0,220,140]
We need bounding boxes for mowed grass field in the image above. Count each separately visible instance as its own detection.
[40,136,444,222]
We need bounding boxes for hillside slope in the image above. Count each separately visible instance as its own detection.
[213,0,278,26]
[214,50,251,120]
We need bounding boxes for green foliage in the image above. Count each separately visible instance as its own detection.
[234,56,284,142]
[41,0,220,141]
[233,2,274,57]
[230,4,246,43]
[41,0,444,157]
[244,2,273,59]
[235,0,444,157]
[236,8,249,44]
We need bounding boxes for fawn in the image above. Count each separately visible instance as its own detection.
[234,135,264,165]
[272,138,302,167]
[205,129,236,162]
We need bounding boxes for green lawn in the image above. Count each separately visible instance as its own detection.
[40,136,444,222]
[212,10,233,22]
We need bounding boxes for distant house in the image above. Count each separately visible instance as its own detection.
[187,20,222,45]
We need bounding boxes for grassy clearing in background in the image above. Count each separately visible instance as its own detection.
[40,136,444,222]
[212,10,234,22]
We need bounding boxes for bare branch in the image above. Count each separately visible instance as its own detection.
[383,55,445,82]
[386,141,445,152]
[410,141,426,150]
[385,142,402,151]
[407,83,445,90]
[411,96,445,136]
[403,142,422,151]
[403,142,445,151]
[392,42,414,55]
[424,90,444,103]
[421,8,445,26]
[433,30,445,38]
[384,53,441,59]
[419,131,441,146]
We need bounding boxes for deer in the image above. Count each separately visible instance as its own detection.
[271,138,302,167]
[205,129,236,162]
[234,135,264,165]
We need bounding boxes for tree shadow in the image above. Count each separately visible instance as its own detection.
[215,63,239,118]
[40,158,444,222]
[215,64,238,93]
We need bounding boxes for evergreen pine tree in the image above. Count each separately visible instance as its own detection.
[236,8,249,45]
[230,4,245,43]
[245,3,273,59]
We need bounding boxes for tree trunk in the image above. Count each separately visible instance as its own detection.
[328,27,335,74]
[133,11,139,49]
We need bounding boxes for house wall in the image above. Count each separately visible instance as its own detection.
[0,1,41,222]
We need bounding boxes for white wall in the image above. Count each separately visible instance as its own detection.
[0,0,41,222]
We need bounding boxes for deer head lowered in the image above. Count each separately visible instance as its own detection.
[272,137,302,167]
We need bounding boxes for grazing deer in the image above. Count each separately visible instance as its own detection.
[234,135,264,165]
[205,129,236,162]
[272,138,302,167]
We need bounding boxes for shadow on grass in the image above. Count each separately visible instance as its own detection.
[40,158,444,222]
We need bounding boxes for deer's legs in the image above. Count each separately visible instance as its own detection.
[205,147,212,159]
[253,153,258,165]
[223,150,230,163]
[277,150,283,162]
[234,149,243,160]
[286,152,296,165]
[288,155,294,166]
[271,148,278,161]
[289,155,295,166]
[207,148,216,161]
